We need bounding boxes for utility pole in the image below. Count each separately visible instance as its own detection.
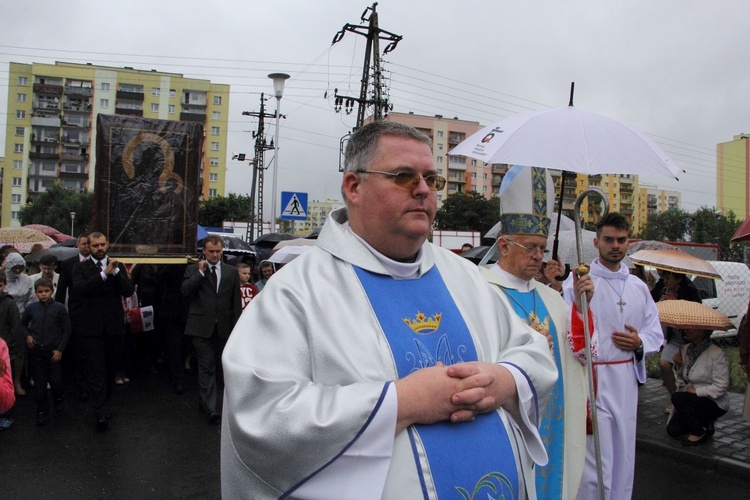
[241,93,276,242]
[331,2,402,170]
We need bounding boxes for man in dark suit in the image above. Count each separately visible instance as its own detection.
[72,232,134,431]
[182,235,241,424]
[55,233,90,401]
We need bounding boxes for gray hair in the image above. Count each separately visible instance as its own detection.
[343,121,432,175]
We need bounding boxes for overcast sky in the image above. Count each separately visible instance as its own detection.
[2,0,749,216]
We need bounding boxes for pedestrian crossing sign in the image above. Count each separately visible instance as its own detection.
[280,191,308,221]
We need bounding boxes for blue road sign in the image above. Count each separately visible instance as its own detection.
[280,191,308,221]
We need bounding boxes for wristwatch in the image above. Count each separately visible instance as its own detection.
[635,342,644,361]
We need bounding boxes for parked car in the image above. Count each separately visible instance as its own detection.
[692,261,750,340]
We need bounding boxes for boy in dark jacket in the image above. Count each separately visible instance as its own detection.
[22,278,71,425]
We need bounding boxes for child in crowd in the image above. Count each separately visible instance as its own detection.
[0,269,21,429]
[22,278,71,426]
[0,337,14,415]
[237,263,259,311]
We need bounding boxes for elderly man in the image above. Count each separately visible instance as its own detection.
[561,212,662,499]
[221,121,557,499]
[480,167,595,499]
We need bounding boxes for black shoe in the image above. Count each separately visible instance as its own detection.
[173,383,184,395]
[36,412,49,426]
[208,412,220,425]
[706,420,715,437]
[681,434,707,446]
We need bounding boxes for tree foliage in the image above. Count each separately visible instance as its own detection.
[18,185,94,235]
[641,206,742,261]
[434,191,500,236]
[198,194,253,227]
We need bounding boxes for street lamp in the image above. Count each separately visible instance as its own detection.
[70,211,76,236]
[268,72,290,233]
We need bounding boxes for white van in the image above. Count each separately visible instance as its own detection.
[692,261,750,340]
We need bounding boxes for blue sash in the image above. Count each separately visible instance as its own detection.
[355,266,518,499]
[500,287,564,499]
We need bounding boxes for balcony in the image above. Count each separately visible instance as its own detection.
[491,174,504,187]
[29,151,59,160]
[33,83,63,95]
[63,102,92,113]
[115,107,143,117]
[180,111,206,122]
[619,175,634,184]
[64,86,93,97]
[31,135,59,144]
[33,101,61,112]
[60,152,87,162]
[447,158,467,171]
[31,116,61,127]
[63,119,91,128]
[116,90,144,101]
[59,169,88,178]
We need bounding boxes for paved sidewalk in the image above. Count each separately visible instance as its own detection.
[636,377,750,478]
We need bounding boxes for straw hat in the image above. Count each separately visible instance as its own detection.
[656,300,733,331]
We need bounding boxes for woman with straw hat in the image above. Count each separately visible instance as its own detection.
[667,326,729,446]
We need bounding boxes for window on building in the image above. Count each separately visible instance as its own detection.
[437,168,443,175]
[12,177,22,186]
[210,158,219,167]
[15,127,24,136]
[471,184,477,191]
[437,131,444,138]
[471,160,477,166]
[437,156,443,163]
[471,172,477,179]
[101,82,110,91]
[212,111,221,120]
[100,98,109,108]
[483,173,488,180]
[152,88,160,96]
[213,96,222,105]
[483,185,488,193]
[168,104,175,114]
[211,126,220,136]
[14,144,23,153]
[169,89,176,98]
[16,110,26,119]
[209,188,217,197]
[438,143,444,151]
[11,194,21,203]
[604,182,609,188]
[42,163,56,171]
[209,173,218,182]
[17,93,26,103]
[13,160,22,170]
[11,211,19,221]
[18,76,28,86]
[210,142,219,151]
[151,103,159,112]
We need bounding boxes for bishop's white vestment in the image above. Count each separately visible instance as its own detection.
[483,265,593,500]
[563,258,662,500]
[221,207,557,499]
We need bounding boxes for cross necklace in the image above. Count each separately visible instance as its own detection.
[603,278,627,312]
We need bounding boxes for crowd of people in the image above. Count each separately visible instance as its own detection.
[0,232,273,432]
[0,120,747,499]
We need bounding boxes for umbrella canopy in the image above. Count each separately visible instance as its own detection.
[302,226,323,240]
[629,249,721,280]
[730,218,750,243]
[544,228,599,267]
[459,245,496,265]
[24,245,79,264]
[273,238,317,251]
[251,232,296,248]
[657,300,733,331]
[449,105,682,179]
[628,240,677,254]
[268,245,311,264]
[0,228,56,254]
[198,235,255,255]
[23,224,66,236]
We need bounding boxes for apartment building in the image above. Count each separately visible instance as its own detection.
[717,134,749,219]
[294,198,344,235]
[2,61,230,227]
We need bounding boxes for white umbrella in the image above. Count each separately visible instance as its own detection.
[268,245,311,264]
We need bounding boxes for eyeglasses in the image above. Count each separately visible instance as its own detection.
[506,238,549,256]
[355,169,447,191]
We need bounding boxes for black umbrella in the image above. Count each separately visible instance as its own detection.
[302,227,323,240]
[24,246,79,263]
[198,235,256,256]
[459,245,497,265]
[251,232,296,248]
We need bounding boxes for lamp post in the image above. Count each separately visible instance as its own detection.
[268,72,290,233]
[70,211,76,236]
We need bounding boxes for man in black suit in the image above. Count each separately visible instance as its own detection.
[72,232,135,431]
[182,235,241,424]
[55,233,90,401]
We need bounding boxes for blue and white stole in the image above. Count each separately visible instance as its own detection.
[355,266,518,500]
[500,287,564,499]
